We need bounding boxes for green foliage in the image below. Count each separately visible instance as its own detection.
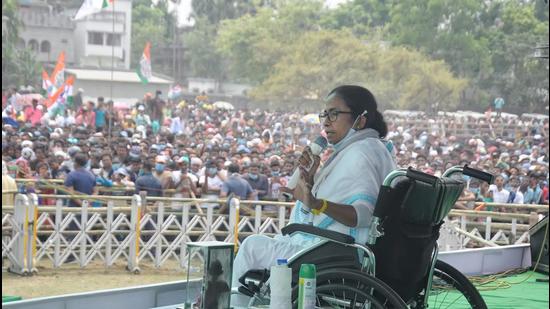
[184,0,265,81]
[131,1,169,68]
[2,0,40,88]
[250,30,466,111]
[216,1,327,82]
[185,17,226,79]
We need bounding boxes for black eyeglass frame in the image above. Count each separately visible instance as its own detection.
[318,109,353,122]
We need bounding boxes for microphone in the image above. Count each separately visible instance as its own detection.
[286,136,328,190]
[282,136,327,224]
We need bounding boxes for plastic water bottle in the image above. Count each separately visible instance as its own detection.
[298,264,316,309]
[270,258,292,309]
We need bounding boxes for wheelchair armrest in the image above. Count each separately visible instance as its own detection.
[281,223,355,244]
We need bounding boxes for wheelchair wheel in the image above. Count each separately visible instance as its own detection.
[415,260,487,309]
[292,268,407,309]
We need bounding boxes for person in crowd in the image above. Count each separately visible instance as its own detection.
[76,101,96,129]
[244,162,269,200]
[219,163,256,213]
[94,98,107,133]
[230,85,396,306]
[135,160,162,197]
[63,152,97,207]
[524,172,544,204]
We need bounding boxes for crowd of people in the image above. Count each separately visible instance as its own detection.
[2,87,549,212]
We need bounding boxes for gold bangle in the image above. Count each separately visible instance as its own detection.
[312,199,328,215]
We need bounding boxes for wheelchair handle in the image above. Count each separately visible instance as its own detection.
[443,165,494,184]
[382,168,438,186]
[406,168,438,186]
[463,165,494,184]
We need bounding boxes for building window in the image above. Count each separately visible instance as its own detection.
[28,39,39,52]
[40,41,51,53]
[106,33,121,46]
[88,32,104,45]
[17,38,26,49]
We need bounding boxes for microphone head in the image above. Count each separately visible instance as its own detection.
[313,136,328,151]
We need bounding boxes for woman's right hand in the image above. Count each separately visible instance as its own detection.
[297,146,321,186]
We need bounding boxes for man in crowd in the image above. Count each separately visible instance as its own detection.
[219,163,255,214]
[244,162,269,200]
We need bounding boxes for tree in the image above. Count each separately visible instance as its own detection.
[483,1,549,113]
[2,0,40,89]
[216,0,327,83]
[184,0,265,82]
[131,1,169,68]
[250,30,467,111]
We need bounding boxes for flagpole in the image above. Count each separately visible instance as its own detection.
[109,0,115,142]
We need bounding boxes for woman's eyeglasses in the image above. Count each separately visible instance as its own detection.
[318,110,353,122]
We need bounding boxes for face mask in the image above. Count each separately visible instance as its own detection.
[207,167,217,176]
[155,163,165,173]
[271,171,280,177]
[332,112,364,150]
[249,173,258,180]
[470,188,480,195]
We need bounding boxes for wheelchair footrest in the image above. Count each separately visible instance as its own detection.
[238,286,255,297]
[238,269,270,298]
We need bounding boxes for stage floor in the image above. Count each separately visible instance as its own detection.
[478,271,548,309]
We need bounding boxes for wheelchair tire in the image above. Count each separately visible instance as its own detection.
[414,260,487,309]
[291,268,407,309]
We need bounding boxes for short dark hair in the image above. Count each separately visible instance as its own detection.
[74,153,88,167]
[327,85,388,138]
[142,161,153,171]
[228,163,240,174]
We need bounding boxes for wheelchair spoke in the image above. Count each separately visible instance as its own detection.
[420,261,486,309]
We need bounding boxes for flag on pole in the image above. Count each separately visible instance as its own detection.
[73,0,114,21]
[64,76,75,108]
[46,76,74,110]
[137,42,152,84]
[41,70,52,97]
[50,52,65,90]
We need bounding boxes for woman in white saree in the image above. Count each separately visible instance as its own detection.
[231,85,397,306]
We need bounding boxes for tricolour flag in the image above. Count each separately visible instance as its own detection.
[41,70,52,97]
[73,0,114,21]
[46,76,75,110]
[50,52,65,90]
[137,42,152,84]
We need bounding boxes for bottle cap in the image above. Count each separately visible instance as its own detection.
[277,258,288,265]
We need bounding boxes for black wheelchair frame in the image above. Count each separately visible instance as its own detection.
[237,165,494,308]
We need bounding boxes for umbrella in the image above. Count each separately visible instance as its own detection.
[213,101,234,110]
[301,113,320,124]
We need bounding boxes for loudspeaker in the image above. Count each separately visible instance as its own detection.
[530,215,549,274]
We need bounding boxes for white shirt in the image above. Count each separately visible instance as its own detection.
[199,175,224,191]
[489,185,510,204]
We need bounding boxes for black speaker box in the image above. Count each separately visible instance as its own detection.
[530,215,549,274]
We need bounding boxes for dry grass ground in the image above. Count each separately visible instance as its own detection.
[2,259,201,300]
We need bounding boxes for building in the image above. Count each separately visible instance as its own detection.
[17,0,76,65]
[187,77,251,97]
[16,0,132,70]
[72,0,132,70]
[66,68,172,104]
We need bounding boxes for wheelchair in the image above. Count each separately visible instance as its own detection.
[236,165,494,308]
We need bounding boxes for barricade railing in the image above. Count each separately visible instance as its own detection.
[1,192,548,275]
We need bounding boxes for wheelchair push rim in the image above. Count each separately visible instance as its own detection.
[291,268,408,309]
[414,260,487,309]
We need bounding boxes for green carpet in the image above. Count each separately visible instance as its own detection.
[478,271,548,309]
